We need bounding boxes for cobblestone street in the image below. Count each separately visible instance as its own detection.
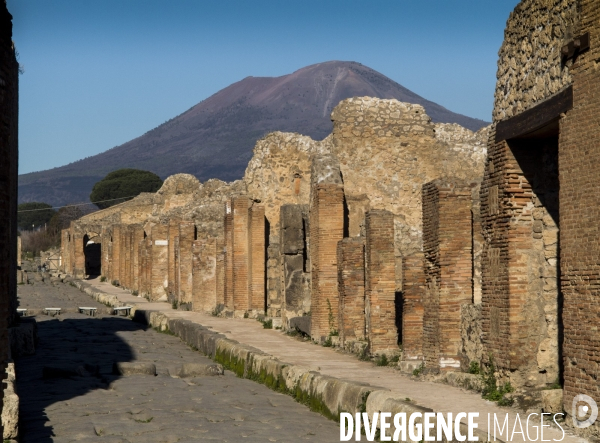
[16,280,340,443]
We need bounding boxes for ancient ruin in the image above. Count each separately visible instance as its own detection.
[44,0,600,437]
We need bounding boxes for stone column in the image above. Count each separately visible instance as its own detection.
[337,237,365,347]
[401,253,425,361]
[281,204,310,325]
[309,155,345,341]
[422,179,473,372]
[365,210,397,355]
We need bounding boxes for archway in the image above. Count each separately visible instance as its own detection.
[83,233,102,277]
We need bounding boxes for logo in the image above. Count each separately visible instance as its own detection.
[572,394,598,428]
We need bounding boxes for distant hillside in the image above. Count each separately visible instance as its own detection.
[18,61,489,206]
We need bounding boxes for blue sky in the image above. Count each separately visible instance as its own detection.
[9,0,520,175]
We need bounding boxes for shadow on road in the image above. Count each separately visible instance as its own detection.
[16,316,143,442]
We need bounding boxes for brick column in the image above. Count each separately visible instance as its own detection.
[112,225,122,284]
[131,225,144,292]
[337,237,365,347]
[224,204,234,309]
[72,224,85,279]
[232,197,250,313]
[422,179,473,372]
[150,224,169,301]
[309,155,345,340]
[192,238,217,313]
[249,204,265,312]
[178,222,195,305]
[216,235,225,307]
[124,226,132,289]
[167,219,180,301]
[365,210,397,355]
[402,253,425,361]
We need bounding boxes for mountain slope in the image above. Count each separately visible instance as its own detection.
[19,61,488,205]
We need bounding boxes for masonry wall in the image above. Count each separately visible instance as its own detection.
[232,198,250,312]
[402,253,425,361]
[337,237,365,347]
[558,0,600,424]
[422,179,473,372]
[365,210,397,355]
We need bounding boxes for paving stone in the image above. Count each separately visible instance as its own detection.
[16,281,341,442]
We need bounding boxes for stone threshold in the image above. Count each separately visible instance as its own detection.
[72,278,584,443]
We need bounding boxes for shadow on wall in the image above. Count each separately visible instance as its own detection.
[16,317,142,442]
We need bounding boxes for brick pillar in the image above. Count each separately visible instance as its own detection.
[337,237,365,347]
[178,222,195,305]
[402,253,425,361]
[72,224,85,279]
[232,197,250,313]
[192,238,217,313]
[131,225,144,292]
[112,225,122,284]
[167,218,180,301]
[150,224,169,301]
[124,226,132,289]
[216,235,225,307]
[100,226,110,280]
[422,179,473,372]
[309,155,345,340]
[249,204,266,312]
[60,229,69,274]
[224,204,234,309]
[365,210,397,355]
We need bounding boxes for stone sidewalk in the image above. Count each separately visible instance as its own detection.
[77,278,587,443]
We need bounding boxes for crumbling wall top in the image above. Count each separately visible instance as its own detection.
[493,0,578,121]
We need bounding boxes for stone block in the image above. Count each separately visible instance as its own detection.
[112,362,157,376]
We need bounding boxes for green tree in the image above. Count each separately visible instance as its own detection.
[17,202,56,231]
[90,169,163,209]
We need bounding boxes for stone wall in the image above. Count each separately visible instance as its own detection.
[493,0,578,121]
[280,205,311,324]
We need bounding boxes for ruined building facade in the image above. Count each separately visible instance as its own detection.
[59,0,600,433]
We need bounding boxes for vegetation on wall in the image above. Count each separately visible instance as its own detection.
[90,168,163,209]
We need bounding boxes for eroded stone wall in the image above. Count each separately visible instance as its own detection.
[493,0,578,121]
